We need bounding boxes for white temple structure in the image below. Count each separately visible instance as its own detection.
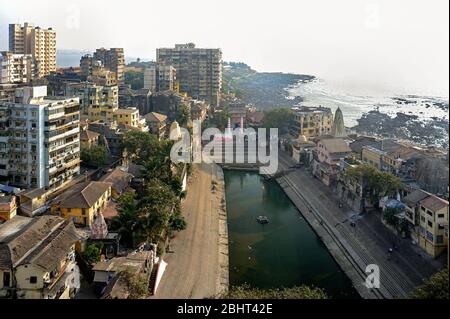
[332,107,347,138]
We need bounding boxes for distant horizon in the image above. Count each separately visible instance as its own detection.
[2,0,448,97]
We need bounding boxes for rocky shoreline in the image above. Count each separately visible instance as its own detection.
[353,110,449,149]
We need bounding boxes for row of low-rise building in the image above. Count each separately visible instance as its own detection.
[288,105,449,260]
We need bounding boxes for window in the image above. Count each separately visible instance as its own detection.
[29,276,37,284]
[3,272,10,287]
[437,214,445,219]
[436,235,444,244]
[427,220,433,227]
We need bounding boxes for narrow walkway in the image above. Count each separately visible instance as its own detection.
[276,152,442,299]
[152,163,228,299]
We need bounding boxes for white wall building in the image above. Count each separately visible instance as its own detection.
[0,86,80,190]
[0,51,34,84]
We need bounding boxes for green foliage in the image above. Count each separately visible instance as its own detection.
[345,164,403,201]
[170,211,187,232]
[411,270,449,299]
[219,284,327,299]
[117,269,150,299]
[81,145,108,167]
[121,131,161,165]
[110,192,141,247]
[383,208,400,227]
[222,62,314,109]
[83,243,102,264]
[207,109,230,130]
[176,104,191,127]
[124,71,144,90]
[262,108,293,135]
[116,131,188,249]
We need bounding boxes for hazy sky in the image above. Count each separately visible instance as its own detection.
[1,0,448,97]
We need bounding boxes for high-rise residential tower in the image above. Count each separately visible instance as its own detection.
[9,23,56,78]
[93,48,125,83]
[144,64,177,92]
[0,86,80,190]
[157,43,222,106]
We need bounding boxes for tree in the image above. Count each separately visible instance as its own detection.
[121,131,160,164]
[81,145,108,167]
[116,269,150,299]
[137,179,180,242]
[218,284,327,299]
[110,192,142,247]
[176,104,191,127]
[208,109,230,130]
[83,243,103,264]
[411,270,449,299]
[383,207,400,227]
[124,70,144,90]
[169,211,187,232]
[345,164,403,203]
[262,108,293,135]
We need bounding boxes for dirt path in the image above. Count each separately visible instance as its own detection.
[152,163,228,299]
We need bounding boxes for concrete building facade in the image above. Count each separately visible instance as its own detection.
[144,64,177,92]
[93,48,125,84]
[9,23,56,78]
[65,82,118,114]
[157,43,222,106]
[0,86,80,190]
[291,106,333,138]
[0,52,34,84]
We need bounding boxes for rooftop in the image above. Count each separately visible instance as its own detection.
[80,129,100,141]
[99,167,133,194]
[319,138,351,154]
[0,216,78,271]
[403,189,430,206]
[144,112,168,123]
[420,195,449,211]
[58,181,111,209]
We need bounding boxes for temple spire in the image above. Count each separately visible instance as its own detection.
[332,107,347,138]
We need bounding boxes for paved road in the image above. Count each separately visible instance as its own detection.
[152,163,223,299]
[276,151,443,298]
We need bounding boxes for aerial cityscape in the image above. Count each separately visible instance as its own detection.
[0,0,448,305]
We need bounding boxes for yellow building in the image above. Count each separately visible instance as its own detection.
[0,195,17,222]
[54,181,112,227]
[361,145,384,169]
[0,215,79,299]
[88,105,148,132]
[418,195,449,258]
[291,106,333,138]
[80,128,100,148]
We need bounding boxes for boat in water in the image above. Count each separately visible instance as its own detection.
[256,216,269,224]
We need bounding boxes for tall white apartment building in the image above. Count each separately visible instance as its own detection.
[0,86,80,190]
[9,23,56,78]
[0,51,34,84]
